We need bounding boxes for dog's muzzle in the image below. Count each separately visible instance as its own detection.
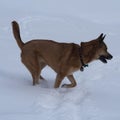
[99,54,113,63]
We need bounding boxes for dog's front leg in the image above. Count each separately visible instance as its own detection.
[62,75,77,88]
[54,74,65,88]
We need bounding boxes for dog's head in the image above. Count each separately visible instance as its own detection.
[96,33,113,63]
[80,33,113,64]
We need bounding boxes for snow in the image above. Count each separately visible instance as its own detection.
[0,0,120,120]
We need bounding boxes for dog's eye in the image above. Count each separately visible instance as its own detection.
[102,45,107,51]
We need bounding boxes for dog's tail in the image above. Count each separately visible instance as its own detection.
[12,21,24,50]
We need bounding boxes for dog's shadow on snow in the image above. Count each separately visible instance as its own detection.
[0,69,20,80]
[0,68,56,87]
[39,78,55,88]
[0,69,31,85]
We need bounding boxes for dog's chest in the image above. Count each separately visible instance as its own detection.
[67,66,80,75]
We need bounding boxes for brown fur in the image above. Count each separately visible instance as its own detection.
[11,21,113,88]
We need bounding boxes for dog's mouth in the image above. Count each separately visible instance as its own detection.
[99,54,113,63]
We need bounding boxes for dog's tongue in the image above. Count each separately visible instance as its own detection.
[99,56,107,63]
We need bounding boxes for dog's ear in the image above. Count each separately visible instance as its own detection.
[98,33,106,43]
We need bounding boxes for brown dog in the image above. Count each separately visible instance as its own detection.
[12,21,113,88]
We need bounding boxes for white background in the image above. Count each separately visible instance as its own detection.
[0,0,120,120]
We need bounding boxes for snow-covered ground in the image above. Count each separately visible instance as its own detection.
[0,0,120,120]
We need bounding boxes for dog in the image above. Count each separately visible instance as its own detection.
[11,21,113,88]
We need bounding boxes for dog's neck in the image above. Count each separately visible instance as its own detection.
[79,47,88,71]
[79,41,98,71]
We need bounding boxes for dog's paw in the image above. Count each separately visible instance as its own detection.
[61,83,76,88]
[61,84,68,88]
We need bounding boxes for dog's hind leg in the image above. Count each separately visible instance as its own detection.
[31,72,40,85]
[21,55,41,85]
[26,65,40,85]
[62,75,77,88]
[40,75,44,80]
[24,65,40,85]
[39,62,46,80]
